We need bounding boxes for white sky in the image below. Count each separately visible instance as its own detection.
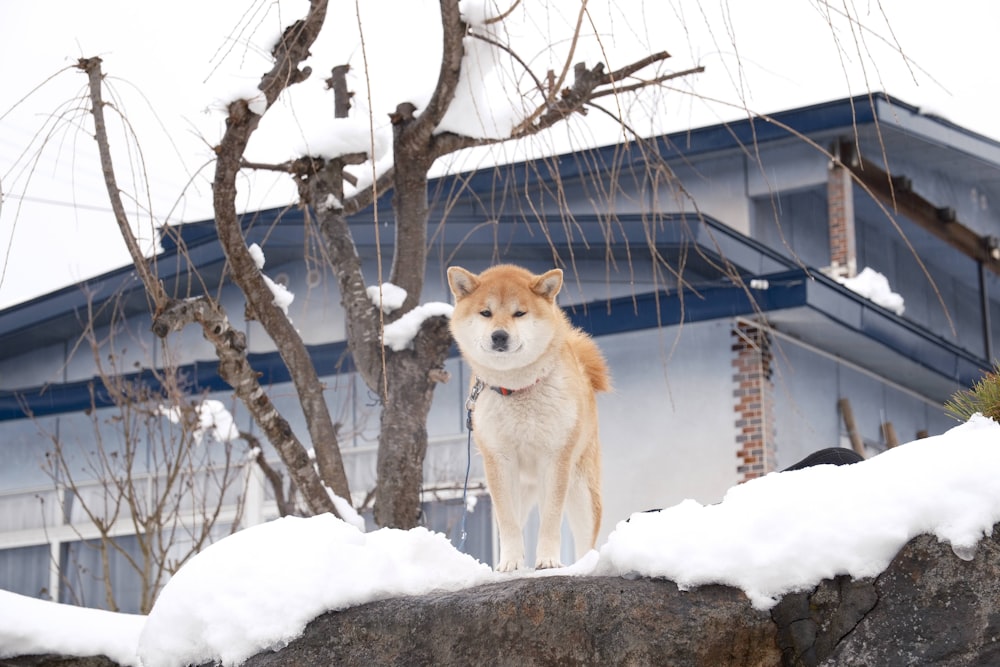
[1,414,997,665]
[0,1,998,308]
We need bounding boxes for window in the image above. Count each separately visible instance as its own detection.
[0,544,51,599]
[59,536,144,613]
[752,187,831,270]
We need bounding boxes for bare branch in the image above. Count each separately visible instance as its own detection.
[589,65,706,100]
[343,167,395,215]
[399,0,467,147]
[429,51,697,158]
[601,50,672,83]
[384,0,468,314]
[241,430,297,517]
[483,0,521,25]
[80,53,336,522]
[507,0,591,137]
[39,304,251,612]
[325,64,354,118]
[153,296,339,515]
[258,5,329,108]
[211,0,352,504]
[307,65,386,407]
[467,29,548,98]
[77,57,166,308]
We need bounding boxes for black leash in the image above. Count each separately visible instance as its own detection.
[457,379,485,551]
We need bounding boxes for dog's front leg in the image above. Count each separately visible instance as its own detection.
[535,452,572,569]
[481,448,525,572]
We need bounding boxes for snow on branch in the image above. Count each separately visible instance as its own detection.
[159,399,240,444]
[328,489,366,532]
[297,117,390,162]
[248,243,295,316]
[366,283,408,314]
[382,303,454,351]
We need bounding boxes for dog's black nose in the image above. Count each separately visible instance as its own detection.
[491,330,509,351]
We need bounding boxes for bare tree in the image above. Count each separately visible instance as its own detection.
[36,306,252,613]
[78,52,348,519]
[64,0,939,535]
[77,1,701,529]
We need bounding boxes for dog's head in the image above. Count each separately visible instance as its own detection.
[447,264,563,371]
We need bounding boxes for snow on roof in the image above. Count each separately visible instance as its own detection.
[836,266,905,316]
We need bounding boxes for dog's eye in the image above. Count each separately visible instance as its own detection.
[513,310,526,318]
[480,309,492,318]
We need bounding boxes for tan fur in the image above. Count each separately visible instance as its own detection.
[447,264,610,571]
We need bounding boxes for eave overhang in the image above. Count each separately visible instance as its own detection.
[3,266,983,421]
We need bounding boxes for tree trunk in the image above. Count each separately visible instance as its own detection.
[373,315,453,529]
[366,93,444,528]
[388,103,433,315]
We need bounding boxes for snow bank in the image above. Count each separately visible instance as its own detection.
[595,415,1000,609]
[7,415,1000,664]
[0,590,144,666]
[138,514,494,667]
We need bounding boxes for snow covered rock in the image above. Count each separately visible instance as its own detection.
[238,529,1000,666]
[7,526,1000,666]
[773,529,1000,666]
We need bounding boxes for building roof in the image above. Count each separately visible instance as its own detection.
[1,92,997,418]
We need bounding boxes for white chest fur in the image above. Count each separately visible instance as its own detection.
[473,382,578,456]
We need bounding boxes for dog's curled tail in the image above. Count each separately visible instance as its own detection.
[572,329,612,393]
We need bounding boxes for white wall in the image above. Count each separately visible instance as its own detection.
[596,321,738,540]
[744,140,830,198]
[63,313,156,383]
[0,343,64,388]
[770,333,955,469]
[658,153,752,234]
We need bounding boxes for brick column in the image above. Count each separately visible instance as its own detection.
[732,321,775,482]
[827,162,857,279]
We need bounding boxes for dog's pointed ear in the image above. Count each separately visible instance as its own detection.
[532,269,563,302]
[447,266,479,300]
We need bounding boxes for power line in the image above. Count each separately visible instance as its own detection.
[2,192,114,213]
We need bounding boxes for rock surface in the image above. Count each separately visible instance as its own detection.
[0,657,118,667]
[6,528,1000,666]
[243,576,778,667]
[814,532,1000,666]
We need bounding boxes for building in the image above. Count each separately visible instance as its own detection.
[1,93,997,612]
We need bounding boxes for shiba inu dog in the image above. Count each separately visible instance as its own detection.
[447,264,610,571]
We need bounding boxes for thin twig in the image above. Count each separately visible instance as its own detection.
[77,57,166,307]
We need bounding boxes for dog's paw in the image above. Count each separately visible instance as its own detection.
[495,558,524,573]
[535,557,564,570]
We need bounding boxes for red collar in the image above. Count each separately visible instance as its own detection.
[487,377,541,396]
[465,377,540,432]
